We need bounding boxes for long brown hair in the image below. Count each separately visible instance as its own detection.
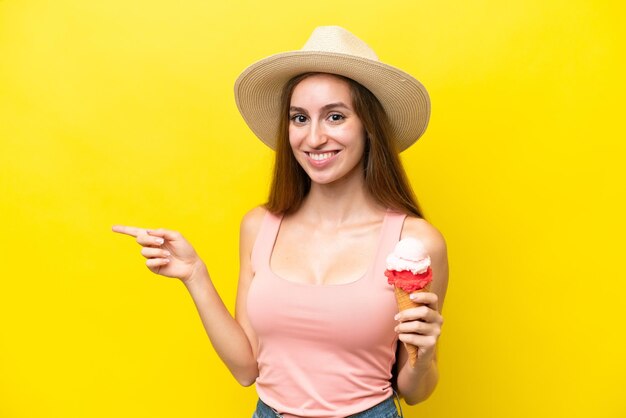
[265,72,425,219]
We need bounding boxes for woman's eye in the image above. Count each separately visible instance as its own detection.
[329,113,344,122]
[290,114,307,124]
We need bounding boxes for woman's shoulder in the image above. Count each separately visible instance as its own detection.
[240,205,269,240]
[239,206,270,259]
[401,215,447,258]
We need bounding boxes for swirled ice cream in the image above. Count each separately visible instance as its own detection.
[385,238,432,292]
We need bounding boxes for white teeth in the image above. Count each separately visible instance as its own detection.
[308,152,336,161]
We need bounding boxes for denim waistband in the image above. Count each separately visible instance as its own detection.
[253,392,403,418]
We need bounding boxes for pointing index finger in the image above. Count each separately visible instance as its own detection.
[144,228,181,241]
[111,225,144,237]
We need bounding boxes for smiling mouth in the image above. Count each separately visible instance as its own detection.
[306,151,339,161]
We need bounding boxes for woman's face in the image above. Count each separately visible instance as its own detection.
[288,73,366,186]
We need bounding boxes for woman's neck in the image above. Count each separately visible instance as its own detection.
[298,171,384,226]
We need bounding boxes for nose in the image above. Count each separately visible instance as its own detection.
[306,121,328,149]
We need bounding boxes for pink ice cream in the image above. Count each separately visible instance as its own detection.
[385,238,432,292]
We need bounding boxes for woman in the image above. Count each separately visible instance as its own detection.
[113,26,448,418]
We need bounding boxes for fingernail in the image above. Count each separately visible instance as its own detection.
[156,238,164,244]
[409,293,418,300]
[164,251,171,256]
[394,314,399,320]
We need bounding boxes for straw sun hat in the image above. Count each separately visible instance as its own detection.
[234,26,430,152]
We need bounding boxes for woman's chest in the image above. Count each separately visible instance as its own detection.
[247,269,398,348]
[270,220,383,285]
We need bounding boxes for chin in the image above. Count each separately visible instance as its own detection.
[300,160,364,186]
[309,173,356,186]
[308,176,336,185]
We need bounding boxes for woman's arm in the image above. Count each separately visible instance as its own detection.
[394,217,449,404]
[182,206,265,386]
[112,207,265,387]
[183,264,258,386]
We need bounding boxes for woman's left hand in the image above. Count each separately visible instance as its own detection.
[394,291,444,366]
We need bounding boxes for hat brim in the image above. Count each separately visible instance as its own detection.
[234,51,430,152]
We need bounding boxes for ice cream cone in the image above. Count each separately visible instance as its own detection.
[386,238,433,368]
[393,286,426,367]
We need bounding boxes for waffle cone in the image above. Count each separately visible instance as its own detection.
[394,286,427,367]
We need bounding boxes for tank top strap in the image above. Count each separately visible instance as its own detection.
[372,210,408,277]
[250,210,283,274]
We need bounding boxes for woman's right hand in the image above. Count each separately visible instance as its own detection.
[111,225,205,284]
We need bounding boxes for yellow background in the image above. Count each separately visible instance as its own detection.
[1,0,624,417]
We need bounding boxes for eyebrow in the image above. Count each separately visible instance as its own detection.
[289,102,351,113]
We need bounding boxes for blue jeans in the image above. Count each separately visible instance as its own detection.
[252,392,403,418]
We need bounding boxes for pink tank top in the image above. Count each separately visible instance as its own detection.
[247,209,407,418]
